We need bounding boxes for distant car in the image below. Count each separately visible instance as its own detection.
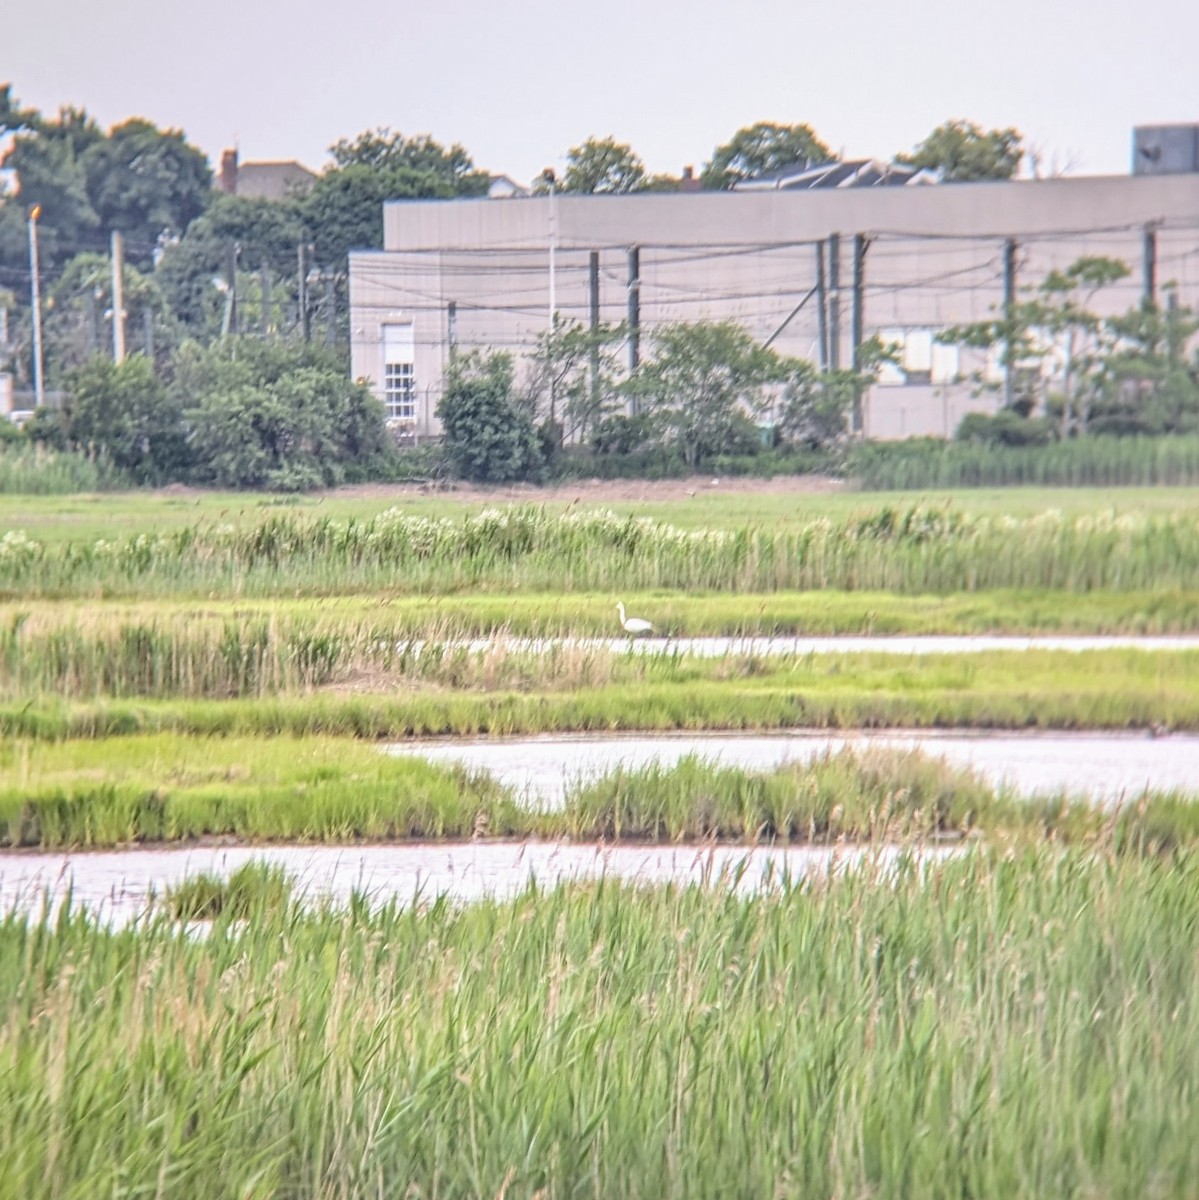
[7,409,34,429]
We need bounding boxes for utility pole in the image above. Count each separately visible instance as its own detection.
[111,231,127,363]
[1003,238,1018,409]
[589,250,601,412]
[627,246,641,412]
[827,232,841,371]
[814,240,828,372]
[447,300,458,360]
[324,272,336,347]
[260,262,272,337]
[1142,225,1157,309]
[297,243,310,342]
[28,205,45,408]
[143,308,155,359]
[227,244,239,336]
[851,234,868,435]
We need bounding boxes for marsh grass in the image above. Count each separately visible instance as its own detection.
[0,736,525,848]
[1,735,1195,853]
[0,850,1197,1198]
[3,645,1196,736]
[850,433,1199,490]
[162,860,294,920]
[5,504,1199,598]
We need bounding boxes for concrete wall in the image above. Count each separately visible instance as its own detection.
[349,174,1199,440]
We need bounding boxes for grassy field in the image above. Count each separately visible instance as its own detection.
[1,851,1197,1198]
[6,483,1199,542]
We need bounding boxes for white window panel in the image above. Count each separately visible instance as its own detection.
[382,323,417,421]
[931,342,960,384]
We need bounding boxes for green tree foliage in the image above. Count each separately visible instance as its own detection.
[156,194,306,336]
[436,350,543,483]
[2,105,105,266]
[304,129,490,270]
[45,252,171,379]
[176,340,393,490]
[522,317,626,443]
[630,321,787,467]
[561,137,646,194]
[940,256,1130,438]
[64,355,189,482]
[701,122,832,189]
[900,120,1024,182]
[1088,300,1199,437]
[1,98,210,268]
[80,119,211,255]
[778,340,892,449]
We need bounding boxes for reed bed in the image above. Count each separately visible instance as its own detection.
[1,850,1197,1197]
[0,736,525,848]
[3,646,1197,735]
[2,736,1196,851]
[0,444,128,494]
[5,587,1199,690]
[850,434,1199,490]
[5,504,1199,597]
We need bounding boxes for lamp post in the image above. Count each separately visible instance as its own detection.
[542,168,557,421]
[27,205,45,409]
[542,168,557,330]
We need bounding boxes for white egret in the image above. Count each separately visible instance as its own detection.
[617,602,653,636]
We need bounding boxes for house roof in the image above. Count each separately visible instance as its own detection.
[734,158,935,192]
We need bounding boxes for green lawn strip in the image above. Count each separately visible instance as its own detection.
[5,484,1199,542]
[6,587,1199,638]
[1,851,1197,1197]
[1,735,1195,852]
[2,649,1196,737]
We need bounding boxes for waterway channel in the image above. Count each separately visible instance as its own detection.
[388,730,1199,807]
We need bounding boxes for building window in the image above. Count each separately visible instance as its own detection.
[384,361,416,421]
[382,323,416,422]
[877,328,958,386]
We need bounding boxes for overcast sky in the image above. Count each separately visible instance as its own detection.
[6,0,1198,184]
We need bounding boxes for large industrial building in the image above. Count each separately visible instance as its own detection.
[349,127,1199,441]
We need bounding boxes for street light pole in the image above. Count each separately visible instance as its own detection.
[543,168,557,331]
[542,168,558,422]
[27,205,45,409]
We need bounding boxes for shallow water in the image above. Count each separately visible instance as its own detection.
[0,841,926,925]
[452,635,1199,657]
[388,730,1199,807]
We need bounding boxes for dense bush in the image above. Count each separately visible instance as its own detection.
[436,350,544,483]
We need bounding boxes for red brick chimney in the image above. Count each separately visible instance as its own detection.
[680,165,702,193]
[219,149,238,194]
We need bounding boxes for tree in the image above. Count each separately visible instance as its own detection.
[156,193,306,336]
[561,137,646,194]
[521,317,626,444]
[178,339,394,490]
[45,251,170,378]
[436,350,543,483]
[701,122,832,189]
[1087,300,1199,437]
[900,120,1024,182]
[939,255,1129,437]
[65,355,189,482]
[778,338,894,449]
[630,321,786,468]
[81,119,211,258]
[329,129,490,195]
[1,98,211,269]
